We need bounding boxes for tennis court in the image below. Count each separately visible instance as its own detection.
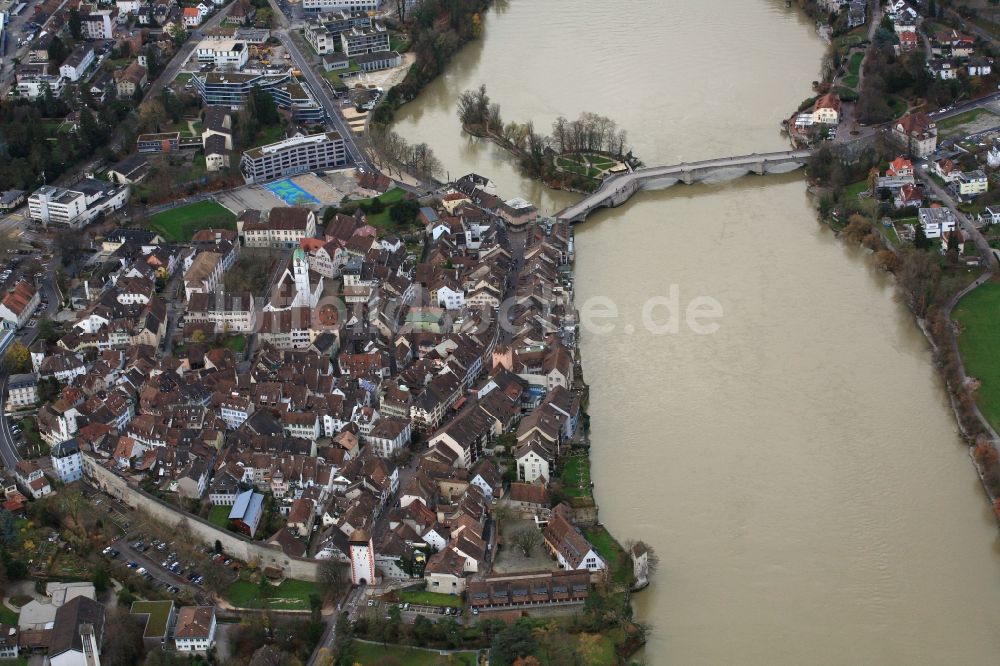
[264,178,320,206]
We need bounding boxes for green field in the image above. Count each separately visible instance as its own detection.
[843,179,870,200]
[130,600,174,638]
[954,281,1000,432]
[398,589,464,608]
[228,578,315,610]
[149,200,237,241]
[560,455,592,498]
[208,504,231,529]
[352,642,476,665]
[842,51,864,89]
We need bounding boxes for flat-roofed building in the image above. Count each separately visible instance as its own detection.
[240,132,346,183]
[195,39,249,69]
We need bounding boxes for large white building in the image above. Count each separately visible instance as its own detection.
[340,23,389,57]
[302,0,376,14]
[59,44,95,82]
[28,179,130,228]
[239,132,346,184]
[195,39,249,69]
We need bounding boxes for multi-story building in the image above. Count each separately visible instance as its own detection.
[239,132,346,184]
[893,112,937,158]
[81,9,117,39]
[28,179,129,229]
[193,70,325,121]
[184,252,226,300]
[60,44,95,82]
[195,40,249,69]
[174,607,217,653]
[0,281,40,329]
[239,207,317,248]
[51,439,84,484]
[5,374,38,411]
[15,74,65,100]
[340,23,389,57]
[302,0,376,14]
[305,20,335,54]
[187,291,257,332]
[955,170,989,197]
[918,207,956,239]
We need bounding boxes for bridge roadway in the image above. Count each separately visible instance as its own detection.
[556,149,813,222]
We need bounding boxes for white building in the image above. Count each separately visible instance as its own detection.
[174,606,217,653]
[195,40,249,69]
[301,0,376,14]
[28,179,130,229]
[186,291,257,332]
[59,44,95,82]
[365,417,412,458]
[918,207,957,239]
[239,132,346,184]
[5,373,38,411]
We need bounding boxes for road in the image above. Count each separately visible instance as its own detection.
[274,30,373,171]
[914,163,999,273]
[306,584,366,666]
[145,0,237,99]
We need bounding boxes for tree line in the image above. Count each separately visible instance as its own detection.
[368,124,443,182]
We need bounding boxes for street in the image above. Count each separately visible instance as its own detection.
[274,30,373,171]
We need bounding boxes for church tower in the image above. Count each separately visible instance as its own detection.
[292,248,310,307]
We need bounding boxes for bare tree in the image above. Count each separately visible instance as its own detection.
[510,527,542,557]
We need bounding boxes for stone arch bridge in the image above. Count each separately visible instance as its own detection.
[556,149,813,223]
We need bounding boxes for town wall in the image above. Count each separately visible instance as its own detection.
[84,456,320,581]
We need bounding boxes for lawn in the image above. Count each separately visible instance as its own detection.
[175,73,192,84]
[842,51,864,89]
[251,123,288,149]
[352,642,475,665]
[936,108,1000,136]
[228,578,315,610]
[348,188,409,230]
[0,658,28,666]
[0,604,17,625]
[208,504,230,529]
[130,600,174,638]
[149,200,236,241]
[555,153,614,180]
[843,179,870,200]
[398,588,464,608]
[560,455,592,498]
[583,526,632,587]
[953,281,1000,432]
[220,335,247,353]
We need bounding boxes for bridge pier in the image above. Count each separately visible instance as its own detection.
[752,161,766,176]
[681,170,694,185]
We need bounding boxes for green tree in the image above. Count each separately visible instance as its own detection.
[47,36,68,70]
[490,619,538,665]
[36,318,59,343]
[92,564,111,593]
[913,221,932,250]
[68,8,82,39]
[412,614,434,646]
[247,85,279,126]
[0,509,19,547]
[309,593,322,623]
[4,341,30,374]
[332,612,355,666]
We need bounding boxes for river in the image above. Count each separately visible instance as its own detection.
[392,1,1000,663]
